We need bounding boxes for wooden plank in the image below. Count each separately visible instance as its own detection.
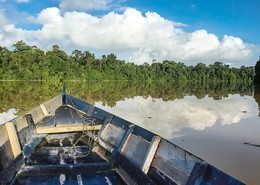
[36,124,102,134]
[120,134,150,169]
[148,166,177,185]
[23,134,46,157]
[112,150,156,185]
[186,162,245,185]
[141,136,161,174]
[120,133,132,153]
[40,104,50,116]
[186,162,208,185]
[100,123,125,148]
[152,156,189,184]
[5,122,21,158]
[19,162,115,176]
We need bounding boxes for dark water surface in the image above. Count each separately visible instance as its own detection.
[0,81,259,185]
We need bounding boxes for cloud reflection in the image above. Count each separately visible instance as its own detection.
[95,95,258,139]
[0,108,17,125]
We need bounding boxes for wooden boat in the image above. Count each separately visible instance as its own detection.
[0,87,245,185]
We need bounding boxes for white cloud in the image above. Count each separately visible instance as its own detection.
[16,0,30,3]
[0,7,258,66]
[60,0,110,11]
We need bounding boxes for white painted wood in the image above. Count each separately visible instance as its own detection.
[141,136,161,174]
[5,122,21,157]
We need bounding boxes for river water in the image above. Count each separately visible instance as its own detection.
[0,81,259,184]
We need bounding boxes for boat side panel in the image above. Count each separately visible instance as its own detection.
[112,150,156,185]
[30,95,62,125]
[12,115,29,133]
[66,95,93,113]
[43,94,62,115]
[100,123,125,148]
[14,116,35,149]
[0,140,14,173]
[186,162,245,185]
[149,139,201,185]
[121,134,150,169]
[30,106,45,124]
[156,139,201,174]
[0,124,9,146]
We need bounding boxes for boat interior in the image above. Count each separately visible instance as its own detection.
[0,90,245,185]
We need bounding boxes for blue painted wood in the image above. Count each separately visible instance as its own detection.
[132,126,155,142]
[148,166,177,185]
[117,124,135,152]
[23,135,46,157]
[112,150,156,185]
[186,162,245,185]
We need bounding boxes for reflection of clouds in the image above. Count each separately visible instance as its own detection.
[0,108,17,125]
[95,95,258,139]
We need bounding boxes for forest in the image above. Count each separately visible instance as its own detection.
[0,40,258,84]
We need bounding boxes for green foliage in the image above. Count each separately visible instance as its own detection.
[0,41,256,85]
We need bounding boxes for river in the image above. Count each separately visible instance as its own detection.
[0,81,259,184]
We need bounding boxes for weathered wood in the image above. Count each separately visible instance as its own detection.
[187,162,245,185]
[40,104,50,117]
[0,124,9,146]
[100,123,125,148]
[12,116,28,132]
[186,162,208,185]
[148,166,177,185]
[23,134,46,157]
[120,134,150,168]
[30,106,45,124]
[152,156,189,185]
[5,122,21,158]
[117,166,137,185]
[0,153,24,185]
[0,140,14,173]
[117,124,135,152]
[36,124,102,134]
[112,150,156,185]
[141,136,161,174]
[155,139,201,176]
[19,162,115,176]
[43,94,62,115]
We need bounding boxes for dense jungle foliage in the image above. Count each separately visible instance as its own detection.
[0,41,257,84]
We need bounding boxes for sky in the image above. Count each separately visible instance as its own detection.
[0,0,259,66]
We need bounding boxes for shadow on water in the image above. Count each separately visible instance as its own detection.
[254,83,260,116]
[0,80,256,115]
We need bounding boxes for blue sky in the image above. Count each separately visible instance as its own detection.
[0,0,259,66]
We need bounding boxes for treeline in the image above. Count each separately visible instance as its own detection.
[0,41,256,83]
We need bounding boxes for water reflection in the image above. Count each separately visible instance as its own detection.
[0,108,17,125]
[95,95,258,139]
[254,84,260,116]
